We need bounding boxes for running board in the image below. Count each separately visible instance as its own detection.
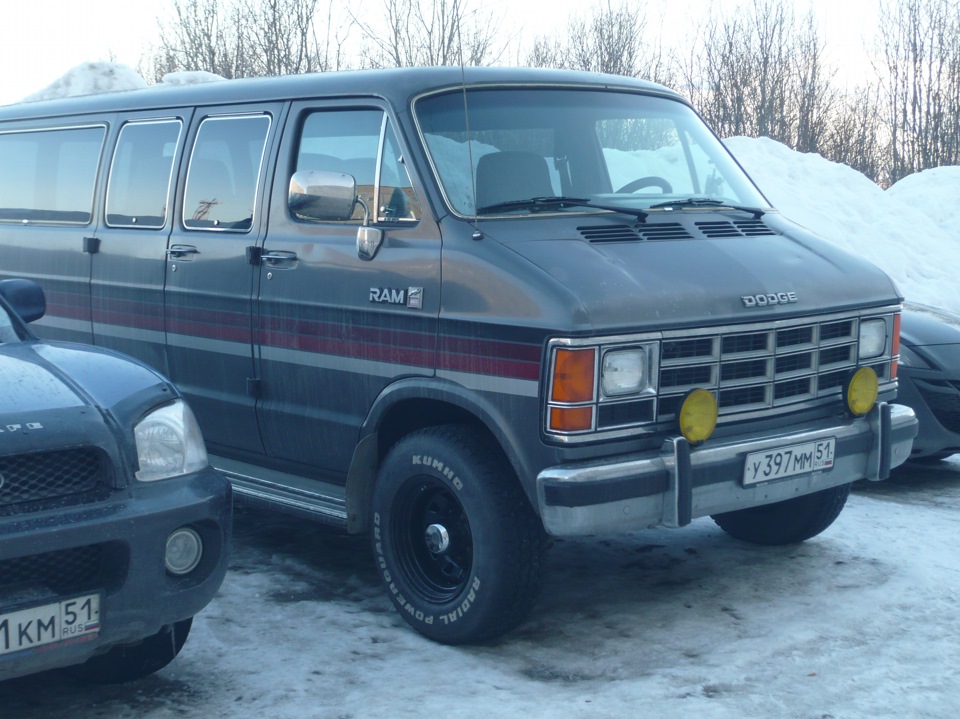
[210,454,348,527]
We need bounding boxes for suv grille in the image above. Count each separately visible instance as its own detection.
[657,315,891,422]
[0,448,110,513]
[0,545,106,594]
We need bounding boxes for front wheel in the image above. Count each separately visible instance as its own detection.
[65,618,192,683]
[372,425,547,644]
[711,484,851,545]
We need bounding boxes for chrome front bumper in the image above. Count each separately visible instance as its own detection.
[536,403,917,536]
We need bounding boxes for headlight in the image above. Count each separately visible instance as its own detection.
[135,400,208,481]
[602,348,647,396]
[859,319,886,359]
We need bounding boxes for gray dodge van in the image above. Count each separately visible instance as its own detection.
[0,67,916,643]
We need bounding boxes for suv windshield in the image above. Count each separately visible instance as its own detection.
[415,87,770,217]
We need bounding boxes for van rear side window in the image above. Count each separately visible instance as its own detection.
[106,120,182,228]
[183,115,270,231]
[0,126,105,225]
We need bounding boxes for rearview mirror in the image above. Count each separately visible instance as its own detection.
[0,278,46,323]
[288,170,358,222]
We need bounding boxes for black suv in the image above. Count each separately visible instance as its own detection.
[0,279,231,682]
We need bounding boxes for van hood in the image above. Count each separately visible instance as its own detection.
[485,213,900,332]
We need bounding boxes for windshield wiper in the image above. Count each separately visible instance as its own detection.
[476,196,648,219]
[647,198,765,218]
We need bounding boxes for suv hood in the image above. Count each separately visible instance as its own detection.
[487,213,900,331]
[1,341,171,415]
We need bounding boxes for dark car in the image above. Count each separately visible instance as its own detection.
[898,303,960,460]
[0,279,231,683]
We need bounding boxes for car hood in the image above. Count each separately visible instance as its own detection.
[485,213,900,331]
[902,303,960,347]
[2,341,169,412]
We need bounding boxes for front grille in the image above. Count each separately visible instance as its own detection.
[0,545,107,594]
[657,313,889,422]
[0,448,110,513]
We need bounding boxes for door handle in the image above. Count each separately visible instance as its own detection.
[261,251,299,266]
[166,245,200,259]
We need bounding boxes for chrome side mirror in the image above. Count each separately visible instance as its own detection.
[288,170,358,221]
[356,197,384,261]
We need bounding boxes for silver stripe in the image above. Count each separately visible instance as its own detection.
[34,315,88,333]
[93,323,165,344]
[437,369,539,397]
[166,332,253,358]
[260,344,426,379]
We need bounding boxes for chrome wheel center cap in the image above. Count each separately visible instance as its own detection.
[425,523,450,553]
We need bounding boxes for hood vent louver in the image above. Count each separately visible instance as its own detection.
[696,220,776,238]
[579,222,692,243]
[581,219,775,243]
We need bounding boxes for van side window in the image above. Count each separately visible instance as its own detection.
[106,120,182,228]
[378,121,421,223]
[183,115,270,231]
[295,110,420,224]
[0,126,105,225]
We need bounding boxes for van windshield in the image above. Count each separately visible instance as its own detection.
[415,87,770,218]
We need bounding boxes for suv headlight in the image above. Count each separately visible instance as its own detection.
[134,400,209,481]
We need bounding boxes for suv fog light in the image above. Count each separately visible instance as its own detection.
[165,527,203,575]
[678,388,718,444]
[845,367,879,417]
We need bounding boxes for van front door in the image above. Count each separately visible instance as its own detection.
[163,105,282,455]
[256,103,440,474]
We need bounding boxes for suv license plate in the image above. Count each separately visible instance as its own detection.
[0,594,100,656]
[743,438,836,486]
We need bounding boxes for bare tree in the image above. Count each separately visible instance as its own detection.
[148,0,350,81]
[526,1,673,85]
[355,0,503,68]
[877,0,960,182]
[679,0,836,153]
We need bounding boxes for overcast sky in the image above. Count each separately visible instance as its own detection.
[1,0,880,105]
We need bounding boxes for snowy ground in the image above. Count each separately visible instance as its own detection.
[3,461,959,719]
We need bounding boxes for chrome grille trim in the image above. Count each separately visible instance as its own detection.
[657,308,897,422]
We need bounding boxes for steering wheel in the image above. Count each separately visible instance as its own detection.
[616,176,673,194]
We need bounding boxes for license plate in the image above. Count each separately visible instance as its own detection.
[0,594,100,656]
[743,438,835,486]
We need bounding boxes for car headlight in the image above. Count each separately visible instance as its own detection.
[859,319,886,359]
[134,400,209,481]
[602,348,647,396]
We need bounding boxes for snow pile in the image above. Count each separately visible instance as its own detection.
[21,61,147,103]
[724,136,960,314]
[160,70,227,86]
[19,63,226,104]
[888,165,960,237]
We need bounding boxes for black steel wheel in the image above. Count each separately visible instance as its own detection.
[372,425,547,644]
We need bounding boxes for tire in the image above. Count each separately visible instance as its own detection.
[372,425,547,644]
[65,618,192,683]
[710,484,851,546]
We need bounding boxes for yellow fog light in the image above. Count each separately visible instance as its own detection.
[678,389,718,444]
[845,367,879,416]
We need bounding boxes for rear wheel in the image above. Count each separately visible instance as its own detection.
[65,618,192,683]
[711,484,851,545]
[372,425,547,644]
